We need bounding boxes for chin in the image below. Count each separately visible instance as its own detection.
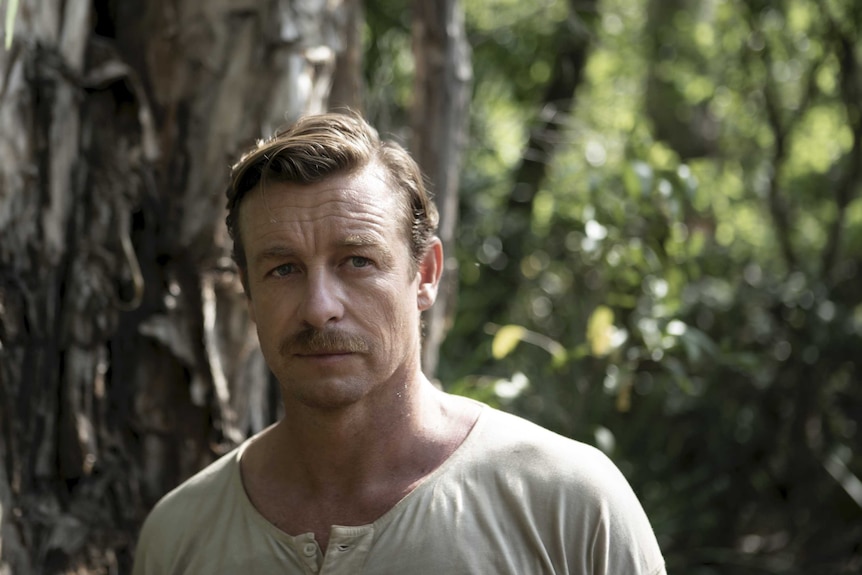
[282,379,375,412]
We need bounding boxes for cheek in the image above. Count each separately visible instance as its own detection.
[251,311,277,351]
[357,283,415,337]
[249,294,291,344]
[389,287,421,335]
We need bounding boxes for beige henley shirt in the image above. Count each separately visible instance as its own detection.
[133,403,666,575]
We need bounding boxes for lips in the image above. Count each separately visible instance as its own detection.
[296,351,352,357]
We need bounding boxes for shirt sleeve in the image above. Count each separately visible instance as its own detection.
[583,450,666,575]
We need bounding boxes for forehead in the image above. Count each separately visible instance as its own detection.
[238,163,407,248]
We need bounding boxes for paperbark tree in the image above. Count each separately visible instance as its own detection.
[411,0,472,377]
[0,1,351,572]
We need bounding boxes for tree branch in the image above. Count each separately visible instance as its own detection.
[821,25,862,282]
[483,0,598,325]
[741,3,797,271]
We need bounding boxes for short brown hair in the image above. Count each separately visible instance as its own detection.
[226,112,439,272]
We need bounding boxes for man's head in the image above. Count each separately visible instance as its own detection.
[226,112,439,281]
[227,113,445,410]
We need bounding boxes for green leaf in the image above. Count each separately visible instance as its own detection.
[586,305,615,356]
[5,0,18,50]
[491,324,525,359]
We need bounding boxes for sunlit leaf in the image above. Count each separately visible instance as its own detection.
[594,426,616,454]
[548,343,568,369]
[616,379,632,412]
[5,0,18,50]
[491,324,525,359]
[586,305,615,356]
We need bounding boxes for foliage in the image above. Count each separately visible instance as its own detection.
[417,0,862,572]
[3,0,18,49]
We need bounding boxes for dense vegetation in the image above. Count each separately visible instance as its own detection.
[2,0,856,572]
[370,0,861,572]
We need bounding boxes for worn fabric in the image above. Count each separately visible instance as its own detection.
[133,404,666,575]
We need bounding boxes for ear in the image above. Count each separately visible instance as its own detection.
[417,238,443,311]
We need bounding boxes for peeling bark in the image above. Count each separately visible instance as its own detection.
[329,0,364,111]
[0,1,347,572]
[411,0,472,378]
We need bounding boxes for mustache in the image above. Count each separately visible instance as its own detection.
[280,328,371,355]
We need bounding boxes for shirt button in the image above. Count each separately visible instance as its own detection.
[303,543,317,557]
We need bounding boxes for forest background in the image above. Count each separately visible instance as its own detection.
[0,0,860,573]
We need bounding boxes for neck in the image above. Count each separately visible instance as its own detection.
[266,374,456,494]
[239,374,481,547]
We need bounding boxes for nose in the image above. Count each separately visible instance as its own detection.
[300,268,344,329]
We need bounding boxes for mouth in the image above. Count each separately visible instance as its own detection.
[296,351,353,357]
[292,351,358,368]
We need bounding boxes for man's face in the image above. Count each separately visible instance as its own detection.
[239,162,438,412]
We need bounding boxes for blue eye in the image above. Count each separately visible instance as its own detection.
[271,263,298,277]
[350,256,372,268]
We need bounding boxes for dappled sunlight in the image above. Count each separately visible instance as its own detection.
[440,0,862,572]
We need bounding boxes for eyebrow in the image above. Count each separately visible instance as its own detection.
[254,246,299,267]
[252,235,395,266]
[343,233,384,249]
[342,234,394,263]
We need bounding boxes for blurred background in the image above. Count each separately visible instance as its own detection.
[1,0,860,573]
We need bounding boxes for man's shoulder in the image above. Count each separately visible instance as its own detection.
[132,442,257,575]
[464,405,637,501]
[137,443,244,545]
[156,444,242,509]
[476,405,612,465]
[414,403,666,574]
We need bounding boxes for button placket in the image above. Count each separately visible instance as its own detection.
[294,535,321,573]
[319,526,374,573]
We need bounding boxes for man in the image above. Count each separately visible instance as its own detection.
[132,112,666,574]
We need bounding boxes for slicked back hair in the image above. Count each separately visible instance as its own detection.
[225,111,439,278]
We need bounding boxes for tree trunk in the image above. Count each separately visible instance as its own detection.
[411,0,472,378]
[644,0,718,159]
[329,0,365,112]
[481,0,597,326]
[0,1,349,573]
